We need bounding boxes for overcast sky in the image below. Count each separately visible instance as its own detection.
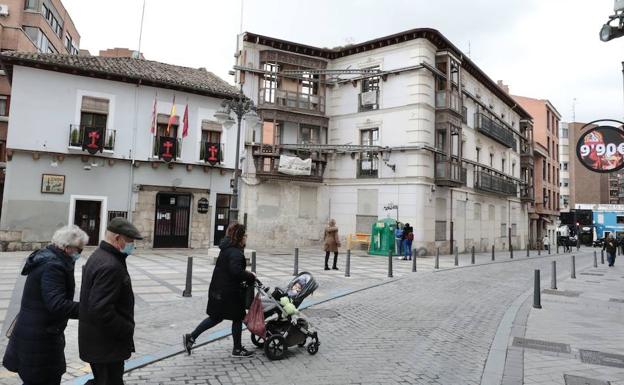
[63,0,624,123]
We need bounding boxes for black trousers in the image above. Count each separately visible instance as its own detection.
[85,361,125,385]
[325,251,338,268]
[20,375,62,385]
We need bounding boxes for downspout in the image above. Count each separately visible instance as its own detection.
[127,79,142,222]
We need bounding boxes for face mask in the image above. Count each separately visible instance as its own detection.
[71,253,81,262]
[122,242,135,255]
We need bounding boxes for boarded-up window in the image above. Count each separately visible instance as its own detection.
[501,223,507,237]
[511,223,517,237]
[436,198,447,220]
[299,187,317,219]
[357,189,378,216]
[435,221,446,241]
[356,215,377,233]
[474,203,481,220]
[81,96,109,114]
[489,204,495,221]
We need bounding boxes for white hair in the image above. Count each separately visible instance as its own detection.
[51,225,89,249]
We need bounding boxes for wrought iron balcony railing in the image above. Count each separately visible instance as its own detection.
[474,113,516,149]
[474,170,518,196]
[68,124,116,152]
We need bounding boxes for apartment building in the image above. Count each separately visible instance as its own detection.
[512,95,561,245]
[0,52,240,250]
[234,28,534,254]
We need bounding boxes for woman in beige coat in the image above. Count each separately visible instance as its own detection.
[323,219,340,270]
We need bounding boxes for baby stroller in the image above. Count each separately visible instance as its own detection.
[250,272,320,360]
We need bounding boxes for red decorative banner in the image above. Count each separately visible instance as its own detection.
[159,136,177,162]
[205,142,221,165]
[82,126,104,155]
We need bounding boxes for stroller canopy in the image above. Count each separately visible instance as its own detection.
[287,272,318,307]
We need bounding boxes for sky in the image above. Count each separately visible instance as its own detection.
[62,0,624,124]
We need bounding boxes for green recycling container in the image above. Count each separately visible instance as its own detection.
[368,218,398,256]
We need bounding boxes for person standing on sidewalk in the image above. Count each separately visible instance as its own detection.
[79,218,143,385]
[542,234,550,252]
[394,222,404,256]
[183,222,256,357]
[2,225,88,385]
[604,234,617,267]
[402,223,414,260]
[323,219,340,270]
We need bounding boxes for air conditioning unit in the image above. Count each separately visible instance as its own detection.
[360,90,377,106]
[0,4,9,16]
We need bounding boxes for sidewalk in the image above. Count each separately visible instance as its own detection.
[0,246,587,385]
[501,256,624,385]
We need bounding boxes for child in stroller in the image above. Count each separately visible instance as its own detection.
[251,272,320,360]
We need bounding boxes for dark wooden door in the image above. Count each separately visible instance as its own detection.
[154,193,191,248]
[74,200,101,246]
[213,194,231,246]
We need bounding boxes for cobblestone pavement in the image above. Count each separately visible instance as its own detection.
[0,246,594,384]
[511,259,624,385]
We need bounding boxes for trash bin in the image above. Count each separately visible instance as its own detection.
[368,218,398,256]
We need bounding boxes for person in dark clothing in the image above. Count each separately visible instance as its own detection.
[323,219,340,270]
[2,225,88,385]
[183,222,256,357]
[401,223,414,260]
[79,218,143,385]
[604,234,617,267]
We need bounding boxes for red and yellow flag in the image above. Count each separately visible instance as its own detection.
[166,96,176,135]
[182,104,189,138]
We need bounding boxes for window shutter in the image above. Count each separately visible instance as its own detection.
[81,96,109,114]
[157,113,179,125]
[201,120,222,132]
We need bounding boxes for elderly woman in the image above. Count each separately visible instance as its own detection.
[323,219,340,270]
[2,225,88,385]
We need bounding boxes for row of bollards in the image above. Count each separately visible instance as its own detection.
[534,255,577,309]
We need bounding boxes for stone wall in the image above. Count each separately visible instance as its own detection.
[189,192,211,249]
[0,229,47,251]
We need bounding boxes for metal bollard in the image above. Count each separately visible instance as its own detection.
[388,249,393,278]
[548,244,551,255]
[293,247,299,276]
[492,245,495,261]
[533,270,542,309]
[594,251,598,268]
[251,251,256,274]
[510,244,514,259]
[557,243,560,254]
[412,249,417,272]
[182,256,193,298]
[454,247,459,266]
[538,247,541,256]
[571,255,576,279]
[435,248,440,269]
[601,250,605,265]
[471,246,475,264]
[345,249,351,278]
[527,244,530,258]
[551,261,557,290]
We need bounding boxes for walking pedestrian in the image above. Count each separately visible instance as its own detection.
[2,225,88,385]
[78,218,143,385]
[618,236,624,256]
[564,236,571,253]
[183,222,256,357]
[323,219,340,270]
[402,223,414,260]
[542,234,550,253]
[394,222,403,256]
[604,234,617,267]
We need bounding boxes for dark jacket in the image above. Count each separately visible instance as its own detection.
[402,226,414,240]
[604,238,618,254]
[2,245,79,382]
[78,241,135,363]
[206,238,255,322]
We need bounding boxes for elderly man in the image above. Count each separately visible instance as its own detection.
[79,217,142,385]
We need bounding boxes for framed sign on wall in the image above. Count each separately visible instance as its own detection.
[576,120,624,173]
[41,174,65,194]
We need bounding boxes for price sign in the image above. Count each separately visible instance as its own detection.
[576,125,624,173]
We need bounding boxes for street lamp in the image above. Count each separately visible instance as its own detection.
[599,0,624,41]
[214,90,259,224]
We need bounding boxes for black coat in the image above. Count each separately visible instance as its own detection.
[604,238,618,254]
[2,246,79,383]
[78,241,135,363]
[206,238,255,322]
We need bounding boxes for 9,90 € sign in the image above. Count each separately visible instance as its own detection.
[576,125,624,173]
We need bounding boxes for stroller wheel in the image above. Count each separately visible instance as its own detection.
[264,335,287,361]
[251,333,265,348]
[307,335,320,355]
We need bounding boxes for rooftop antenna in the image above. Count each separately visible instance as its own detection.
[136,0,146,59]
[572,97,577,122]
[240,0,244,33]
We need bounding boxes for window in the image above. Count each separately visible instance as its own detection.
[490,153,493,167]
[501,223,507,238]
[358,128,379,178]
[435,221,447,241]
[153,114,179,157]
[511,224,517,237]
[23,26,56,53]
[474,203,481,220]
[42,1,63,38]
[476,147,480,163]
[462,106,468,124]
[300,125,320,144]
[200,121,222,162]
[548,166,550,183]
[512,162,516,177]
[562,178,569,187]
[560,127,569,138]
[542,159,546,180]
[501,158,505,173]
[300,72,319,96]
[65,34,79,55]
[0,95,8,116]
[360,67,380,111]
[617,216,624,224]
[547,140,550,155]
[261,63,279,103]
[562,162,568,171]
[547,111,551,131]
[24,0,40,10]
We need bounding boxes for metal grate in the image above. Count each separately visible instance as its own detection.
[579,272,604,276]
[609,298,624,303]
[542,289,581,297]
[564,374,610,385]
[302,309,339,318]
[580,350,624,368]
[512,337,571,353]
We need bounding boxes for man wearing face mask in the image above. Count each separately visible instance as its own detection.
[78,217,142,385]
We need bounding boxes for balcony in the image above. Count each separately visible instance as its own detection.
[474,170,518,196]
[359,90,379,112]
[68,124,116,152]
[435,91,461,113]
[357,156,379,178]
[152,136,182,161]
[259,88,325,114]
[474,113,516,149]
[252,144,326,182]
[199,142,224,164]
[521,186,535,202]
[435,159,467,187]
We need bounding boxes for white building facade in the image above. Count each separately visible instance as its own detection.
[559,122,571,212]
[235,29,535,254]
[0,53,242,250]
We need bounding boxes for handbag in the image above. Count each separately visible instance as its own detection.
[243,293,266,338]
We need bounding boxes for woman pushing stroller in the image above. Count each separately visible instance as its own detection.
[183,222,256,357]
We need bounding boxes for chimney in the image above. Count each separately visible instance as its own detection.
[497,80,510,94]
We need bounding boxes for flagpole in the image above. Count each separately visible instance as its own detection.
[137,0,146,58]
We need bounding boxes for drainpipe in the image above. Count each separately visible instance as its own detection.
[450,188,454,254]
[127,80,141,222]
